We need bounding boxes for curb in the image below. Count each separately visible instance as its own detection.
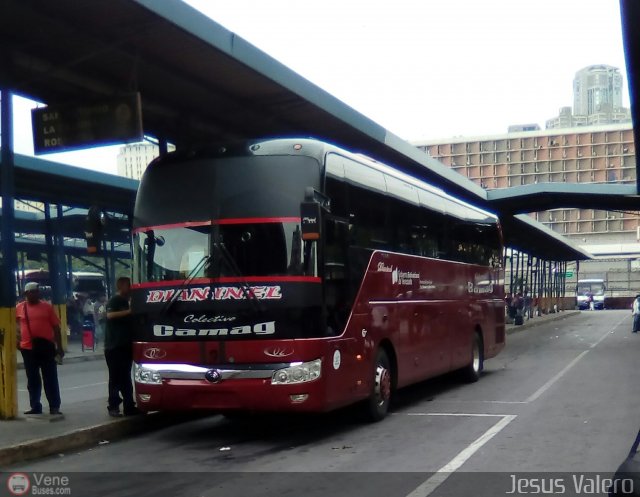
[0,412,202,467]
[506,310,582,335]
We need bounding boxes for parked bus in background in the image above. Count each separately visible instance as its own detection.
[576,278,606,310]
[131,139,505,420]
[71,271,107,301]
[15,269,107,301]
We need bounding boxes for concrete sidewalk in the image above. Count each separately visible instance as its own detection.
[0,310,582,467]
[505,309,581,334]
[3,339,183,468]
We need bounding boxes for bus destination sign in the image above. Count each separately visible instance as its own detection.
[31,93,143,154]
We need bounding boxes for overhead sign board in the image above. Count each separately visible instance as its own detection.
[31,93,143,154]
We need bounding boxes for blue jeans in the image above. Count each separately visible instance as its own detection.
[20,348,61,412]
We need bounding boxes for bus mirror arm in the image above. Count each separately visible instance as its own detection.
[304,187,331,211]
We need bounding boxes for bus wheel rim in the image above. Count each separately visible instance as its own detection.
[472,340,480,372]
[375,365,391,406]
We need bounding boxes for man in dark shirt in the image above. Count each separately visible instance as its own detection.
[104,277,139,417]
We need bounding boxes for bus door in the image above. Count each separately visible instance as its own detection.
[323,215,367,403]
[323,215,351,335]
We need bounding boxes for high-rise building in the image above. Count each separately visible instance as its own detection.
[414,123,637,247]
[574,65,624,116]
[117,143,166,180]
[546,65,631,129]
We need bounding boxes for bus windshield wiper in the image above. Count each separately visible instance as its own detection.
[160,254,212,315]
[214,241,265,313]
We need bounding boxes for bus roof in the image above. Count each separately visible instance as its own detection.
[148,138,498,225]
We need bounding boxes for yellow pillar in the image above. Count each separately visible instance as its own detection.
[0,306,17,419]
[54,304,68,351]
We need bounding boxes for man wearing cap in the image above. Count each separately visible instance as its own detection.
[16,282,64,415]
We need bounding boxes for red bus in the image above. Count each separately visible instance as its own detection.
[131,138,505,420]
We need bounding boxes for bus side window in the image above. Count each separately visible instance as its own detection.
[346,183,389,250]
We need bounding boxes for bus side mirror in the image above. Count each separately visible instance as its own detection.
[301,202,322,241]
[85,206,105,254]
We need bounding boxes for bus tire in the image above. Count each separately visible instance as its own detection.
[462,332,483,383]
[365,348,392,422]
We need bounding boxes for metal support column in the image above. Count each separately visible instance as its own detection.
[0,90,18,419]
[102,239,110,296]
[66,253,73,297]
[19,250,25,286]
[46,203,68,350]
[509,249,514,296]
[514,250,521,294]
[530,257,537,298]
[110,240,116,291]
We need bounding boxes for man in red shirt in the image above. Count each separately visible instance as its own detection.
[16,282,64,415]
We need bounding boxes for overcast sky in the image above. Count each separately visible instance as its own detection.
[12,0,629,174]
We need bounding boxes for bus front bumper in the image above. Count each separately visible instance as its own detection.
[133,361,327,412]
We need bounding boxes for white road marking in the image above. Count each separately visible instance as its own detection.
[402,315,628,408]
[406,412,510,417]
[405,414,517,497]
[524,350,589,403]
[525,314,626,403]
[432,400,527,405]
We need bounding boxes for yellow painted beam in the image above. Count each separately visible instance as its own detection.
[0,307,17,419]
[54,304,68,351]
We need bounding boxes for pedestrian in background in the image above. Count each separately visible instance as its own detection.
[632,294,640,333]
[94,295,107,344]
[104,277,140,417]
[523,292,532,320]
[16,282,64,416]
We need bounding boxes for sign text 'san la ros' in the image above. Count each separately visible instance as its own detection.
[31,93,143,154]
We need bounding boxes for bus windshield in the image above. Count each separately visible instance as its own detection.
[73,275,106,295]
[132,153,321,284]
[133,220,311,283]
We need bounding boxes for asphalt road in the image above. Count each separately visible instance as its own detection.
[5,310,640,497]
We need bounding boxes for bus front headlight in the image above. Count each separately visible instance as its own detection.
[271,359,321,385]
[134,363,162,384]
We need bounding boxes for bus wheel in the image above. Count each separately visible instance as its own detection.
[366,348,392,422]
[462,332,483,383]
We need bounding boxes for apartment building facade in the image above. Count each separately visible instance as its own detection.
[415,123,637,245]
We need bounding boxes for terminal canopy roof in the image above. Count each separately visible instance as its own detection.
[3,0,639,261]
